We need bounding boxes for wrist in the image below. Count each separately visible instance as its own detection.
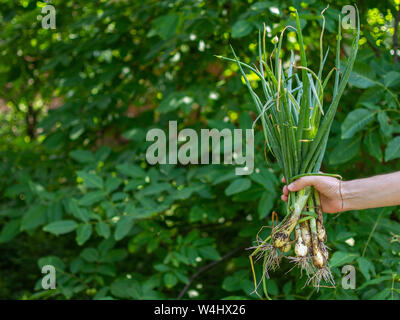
[340,180,360,212]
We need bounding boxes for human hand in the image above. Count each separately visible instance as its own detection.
[281,175,343,213]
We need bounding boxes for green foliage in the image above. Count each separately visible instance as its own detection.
[0,0,400,300]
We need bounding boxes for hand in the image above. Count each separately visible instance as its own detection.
[281,175,343,213]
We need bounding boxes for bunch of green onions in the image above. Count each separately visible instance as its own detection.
[218,7,360,297]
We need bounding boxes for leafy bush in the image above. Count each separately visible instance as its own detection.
[0,0,400,300]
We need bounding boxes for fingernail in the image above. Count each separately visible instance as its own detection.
[288,183,294,191]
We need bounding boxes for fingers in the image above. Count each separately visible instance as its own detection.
[281,175,321,202]
[287,176,317,192]
[283,185,289,196]
[281,184,289,202]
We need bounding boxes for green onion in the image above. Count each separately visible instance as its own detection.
[218,6,360,296]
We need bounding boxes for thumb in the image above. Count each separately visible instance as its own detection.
[287,176,317,192]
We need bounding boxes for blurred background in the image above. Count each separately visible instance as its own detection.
[0,0,400,300]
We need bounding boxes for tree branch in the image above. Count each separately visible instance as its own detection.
[177,244,246,299]
[26,103,37,139]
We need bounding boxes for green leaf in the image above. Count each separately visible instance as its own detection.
[364,130,382,162]
[0,220,20,243]
[110,279,134,298]
[100,249,127,263]
[198,246,221,260]
[123,180,142,192]
[251,2,273,11]
[116,163,146,179]
[329,251,359,268]
[265,279,279,296]
[122,128,146,141]
[28,181,53,200]
[232,20,253,38]
[76,224,92,245]
[384,71,400,88]
[258,190,276,219]
[135,183,171,197]
[69,150,95,163]
[360,102,380,110]
[80,248,99,262]
[222,274,242,292]
[69,125,84,140]
[384,136,400,161]
[101,201,117,218]
[111,192,128,202]
[222,270,254,294]
[79,190,106,206]
[158,92,193,113]
[21,204,47,231]
[224,178,252,196]
[377,111,392,137]
[250,168,276,191]
[357,275,392,290]
[114,215,135,240]
[163,273,178,288]
[189,206,205,222]
[282,282,292,295]
[110,278,163,299]
[105,177,122,194]
[212,170,236,185]
[348,62,376,89]
[96,221,111,239]
[239,112,252,129]
[98,265,116,277]
[172,184,204,200]
[187,247,199,264]
[173,270,189,284]
[154,264,170,272]
[329,135,361,165]
[46,202,63,223]
[69,198,89,222]
[95,146,111,162]
[152,14,180,40]
[370,288,391,300]
[341,109,375,139]
[77,171,104,189]
[357,257,375,281]
[43,220,78,235]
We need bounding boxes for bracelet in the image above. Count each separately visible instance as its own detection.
[339,179,344,211]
